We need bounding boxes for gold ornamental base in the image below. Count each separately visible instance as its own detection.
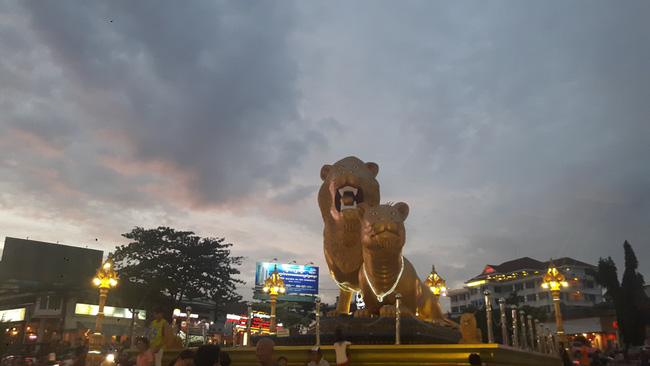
[86,334,106,366]
[221,343,562,366]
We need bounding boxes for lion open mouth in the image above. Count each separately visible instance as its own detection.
[335,186,364,211]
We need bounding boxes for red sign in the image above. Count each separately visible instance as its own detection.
[225,312,281,331]
[612,321,618,330]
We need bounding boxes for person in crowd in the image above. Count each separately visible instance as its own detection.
[168,350,195,366]
[218,352,231,366]
[73,346,88,366]
[307,346,330,366]
[256,338,278,366]
[332,328,351,366]
[590,350,608,366]
[276,356,288,366]
[150,307,170,366]
[558,342,572,366]
[136,337,154,366]
[468,353,481,366]
[195,345,221,366]
[581,342,590,366]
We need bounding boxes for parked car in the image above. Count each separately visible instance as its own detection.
[569,341,597,358]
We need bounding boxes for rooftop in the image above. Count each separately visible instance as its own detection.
[467,256,596,283]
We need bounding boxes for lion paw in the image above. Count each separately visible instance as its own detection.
[379,305,397,318]
[354,308,373,318]
[326,309,343,317]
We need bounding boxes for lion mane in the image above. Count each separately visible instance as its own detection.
[318,156,380,314]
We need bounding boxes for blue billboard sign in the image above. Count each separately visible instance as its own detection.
[255,262,319,295]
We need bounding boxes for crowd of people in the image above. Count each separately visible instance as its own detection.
[123,306,352,366]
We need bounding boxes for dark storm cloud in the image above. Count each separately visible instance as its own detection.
[17,1,320,206]
[2,0,650,293]
[294,1,650,280]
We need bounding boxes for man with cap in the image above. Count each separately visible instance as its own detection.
[307,346,330,366]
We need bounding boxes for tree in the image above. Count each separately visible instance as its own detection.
[111,227,244,308]
[253,301,316,333]
[595,240,650,348]
[619,241,648,347]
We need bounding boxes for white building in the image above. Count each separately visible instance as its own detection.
[448,257,603,315]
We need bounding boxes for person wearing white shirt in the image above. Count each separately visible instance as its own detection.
[307,347,330,366]
[333,328,351,366]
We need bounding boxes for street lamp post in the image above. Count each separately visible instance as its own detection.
[423,265,447,299]
[541,259,569,345]
[88,256,118,366]
[263,265,285,334]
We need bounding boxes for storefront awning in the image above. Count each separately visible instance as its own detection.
[544,317,606,335]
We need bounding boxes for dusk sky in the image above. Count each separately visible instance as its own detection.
[1,1,649,306]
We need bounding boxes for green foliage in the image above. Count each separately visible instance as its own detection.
[595,241,650,348]
[253,301,315,331]
[619,241,648,347]
[505,290,520,306]
[520,305,549,322]
[111,227,244,307]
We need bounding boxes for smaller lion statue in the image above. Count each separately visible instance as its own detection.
[353,202,445,323]
[459,313,483,344]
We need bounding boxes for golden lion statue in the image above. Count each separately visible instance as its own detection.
[353,202,445,323]
[318,156,381,315]
[459,313,482,344]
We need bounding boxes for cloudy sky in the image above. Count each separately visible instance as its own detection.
[1,1,649,306]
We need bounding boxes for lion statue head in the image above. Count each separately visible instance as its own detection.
[357,202,408,254]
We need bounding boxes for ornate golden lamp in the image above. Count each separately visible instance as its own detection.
[423,265,447,299]
[87,256,118,366]
[262,265,285,333]
[541,258,568,345]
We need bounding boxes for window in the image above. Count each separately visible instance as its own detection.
[494,286,502,293]
[585,268,595,277]
[526,294,536,302]
[569,292,583,301]
[39,295,61,310]
[451,296,458,302]
[525,281,536,289]
[587,294,596,302]
[451,307,459,313]
[514,283,524,291]
[459,305,467,311]
[538,292,549,300]
[585,281,594,289]
[517,296,525,303]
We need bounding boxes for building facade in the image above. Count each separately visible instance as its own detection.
[0,237,146,353]
[448,257,603,315]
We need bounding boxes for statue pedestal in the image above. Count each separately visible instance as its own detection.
[258,317,461,346]
[86,334,106,366]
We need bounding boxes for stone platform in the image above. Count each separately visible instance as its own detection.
[260,317,461,346]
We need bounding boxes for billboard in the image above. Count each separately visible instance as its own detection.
[255,262,318,295]
[0,237,103,286]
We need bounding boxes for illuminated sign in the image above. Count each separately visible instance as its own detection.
[0,308,26,322]
[172,309,199,319]
[255,262,319,295]
[74,304,146,320]
[225,312,281,331]
[466,280,486,287]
